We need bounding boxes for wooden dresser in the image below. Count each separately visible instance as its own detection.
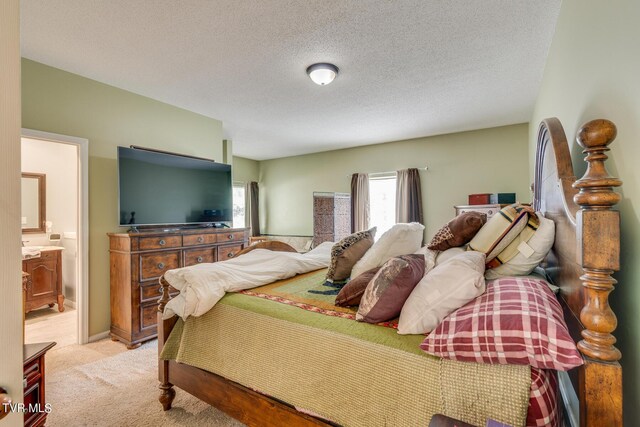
[108,227,249,349]
[22,248,64,313]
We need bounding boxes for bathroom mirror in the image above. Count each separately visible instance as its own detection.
[21,172,46,234]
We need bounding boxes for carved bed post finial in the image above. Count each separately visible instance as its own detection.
[573,119,622,361]
[158,276,172,313]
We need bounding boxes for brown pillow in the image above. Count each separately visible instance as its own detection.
[428,212,487,251]
[334,267,380,307]
[356,254,425,324]
[326,227,376,283]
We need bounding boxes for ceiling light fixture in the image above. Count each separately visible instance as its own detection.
[306,63,339,86]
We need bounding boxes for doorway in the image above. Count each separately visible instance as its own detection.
[21,128,89,346]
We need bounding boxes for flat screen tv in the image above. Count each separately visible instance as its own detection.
[118,146,232,227]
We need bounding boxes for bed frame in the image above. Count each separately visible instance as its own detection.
[157,118,623,427]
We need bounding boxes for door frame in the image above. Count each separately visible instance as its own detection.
[21,128,89,344]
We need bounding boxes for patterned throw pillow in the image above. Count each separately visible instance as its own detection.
[326,227,376,283]
[428,212,487,251]
[334,267,380,307]
[467,204,532,264]
[420,276,583,371]
[485,213,555,278]
[356,254,425,324]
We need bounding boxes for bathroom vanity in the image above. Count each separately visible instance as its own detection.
[22,247,64,313]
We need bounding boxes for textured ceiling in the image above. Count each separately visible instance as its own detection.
[21,0,561,160]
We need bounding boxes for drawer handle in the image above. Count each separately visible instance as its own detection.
[197,236,204,243]
[157,262,165,269]
[227,234,233,240]
[227,252,234,258]
[159,239,166,246]
[197,256,203,263]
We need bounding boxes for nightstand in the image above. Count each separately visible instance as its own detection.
[454,204,503,218]
[24,341,55,427]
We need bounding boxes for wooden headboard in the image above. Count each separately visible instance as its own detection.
[533,118,622,426]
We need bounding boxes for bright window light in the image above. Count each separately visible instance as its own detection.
[369,175,396,239]
[232,184,245,228]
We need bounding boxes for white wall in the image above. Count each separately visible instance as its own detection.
[22,137,78,302]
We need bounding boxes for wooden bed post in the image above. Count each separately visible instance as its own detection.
[573,119,623,426]
[158,276,177,411]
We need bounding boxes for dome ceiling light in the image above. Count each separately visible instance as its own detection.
[306,63,339,86]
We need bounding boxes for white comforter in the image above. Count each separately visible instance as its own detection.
[162,242,333,320]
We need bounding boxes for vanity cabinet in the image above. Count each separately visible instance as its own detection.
[22,249,64,313]
[108,227,249,349]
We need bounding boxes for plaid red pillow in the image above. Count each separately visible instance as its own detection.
[420,276,583,371]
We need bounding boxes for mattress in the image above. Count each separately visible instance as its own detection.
[161,268,533,427]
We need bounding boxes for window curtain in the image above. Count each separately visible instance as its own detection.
[245,181,261,237]
[395,168,423,224]
[350,173,370,232]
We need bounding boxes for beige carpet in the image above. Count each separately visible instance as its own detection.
[46,339,244,426]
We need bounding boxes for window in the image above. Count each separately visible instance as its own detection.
[369,174,396,239]
[232,183,246,228]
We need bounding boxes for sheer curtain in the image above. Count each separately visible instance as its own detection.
[350,173,370,232]
[395,168,423,224]
[245,181,260,237]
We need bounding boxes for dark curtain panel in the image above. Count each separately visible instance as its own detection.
[248,181,260,236]
[395,168,424,224]
[350,173,370,233]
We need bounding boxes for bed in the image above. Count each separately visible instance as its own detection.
[156,117,623,426]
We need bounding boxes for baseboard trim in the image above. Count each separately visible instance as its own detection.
[64,300,76,309]
[88,331,110,342]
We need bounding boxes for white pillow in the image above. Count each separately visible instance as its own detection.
[397,251,486,335]
[351,222,425,278]
[435,247,466,265]
[485,213,555,280]
[413,245,438,274]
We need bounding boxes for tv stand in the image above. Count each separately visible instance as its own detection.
[108,226,249,348]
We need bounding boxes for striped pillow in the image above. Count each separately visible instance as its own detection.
[467,204,532,264]
[420,276,583,371]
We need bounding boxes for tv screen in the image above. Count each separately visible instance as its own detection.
[118,147,232,227]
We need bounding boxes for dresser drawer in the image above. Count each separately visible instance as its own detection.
[140,251,180,281]
[140,303,158,330]
[183,233,217,246]
[38,250,59,260]
[184,247,216,266]
[218,231,245,243]
[23,358,41,389]
[454,204,502,219]
[139,235,181,250]
[140,282,179,303]
[217,244,243,261]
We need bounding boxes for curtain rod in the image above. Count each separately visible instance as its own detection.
[347,166,428,178]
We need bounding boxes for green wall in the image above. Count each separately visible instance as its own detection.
[530,0,640,423]
[232,156,259,184]
[259,124,530,240]
[21,59,224,336]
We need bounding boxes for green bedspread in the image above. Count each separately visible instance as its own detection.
[162,268,531,427]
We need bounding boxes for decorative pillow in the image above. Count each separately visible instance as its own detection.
[485,211,541,270]
[398,251,486,335]
[485,213,555,279]
[351,222,425,279]
[420,276,583,370]
[334,267,380,307]
[326,227,376,283]
[356,254,425,323]
[413,246,438,273]
[427,212,487,251]
[467,204,532,264]
[435,247,466,266]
